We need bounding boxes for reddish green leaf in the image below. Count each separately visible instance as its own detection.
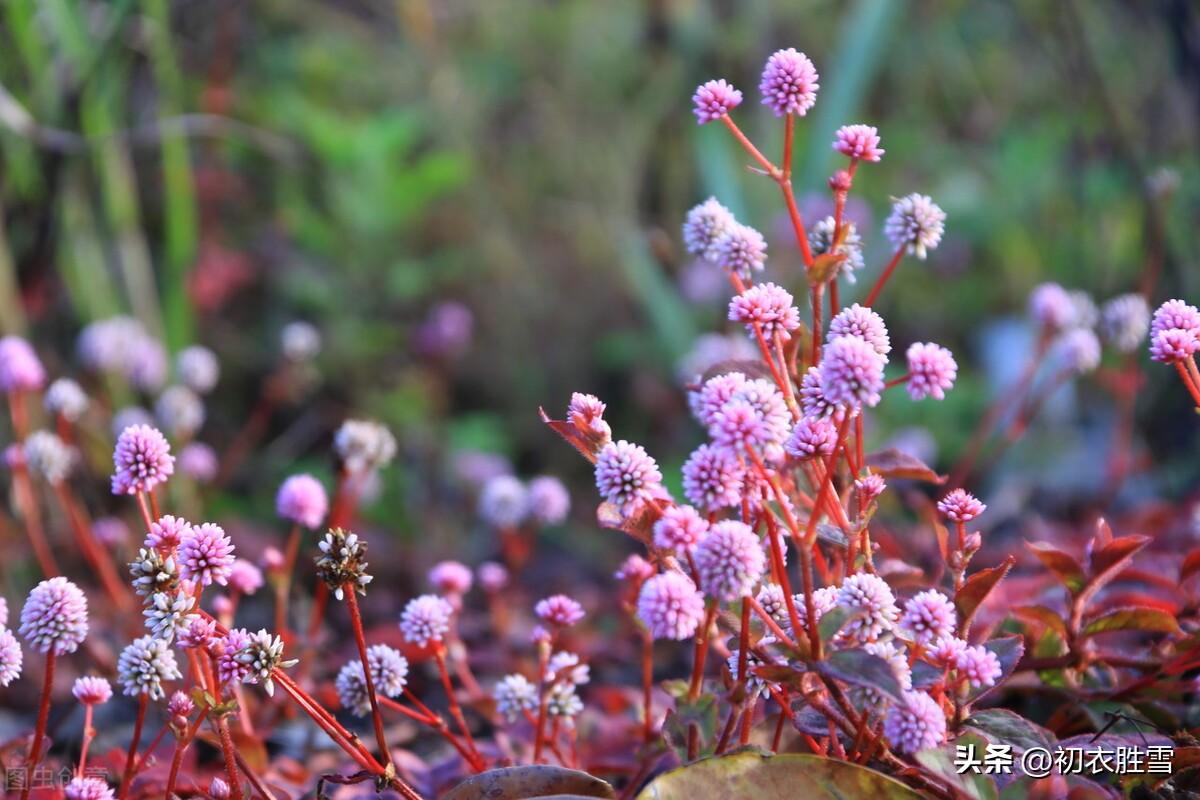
[540,407,599,464]
[1085,534,1149,593]
[1025,541,1086,593]
[864,449,946,484]
[596,501,654,545]
[956,556,1015,630]
[1012,605,1068,638]
[965,709,1056,753]
[636,751,923,799]
[1081,607,1182,638]
[807,252,846,286]
[444,766,615,800]
[816,649,904,702]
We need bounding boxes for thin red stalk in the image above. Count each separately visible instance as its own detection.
[434,647,481,762]
[345,588,394,769]
[532,646,551,763]
[641,629,654,742]
[78,704,95,775]
[135,491,155,530]
[745,594,797,651]
[20,651,55,800]
[118,695,148,798]
[810,285,824,366]
[864,247,905,307]
[54,482,131,609]
[884,374,910,389]
[165,710,209,799]
[719,116,780,178]
[1176,360,1200,408]
[12,464,58,577]
[214,714,246,800]
[131,721,171,773]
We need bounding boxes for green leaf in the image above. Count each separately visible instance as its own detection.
[816,649,903,702]
[965,709,1056,753]
[916,733,999,800]
[636,751,923,800]
[1081,607,1181,638]
[661,695,720,762]
[817,606,857,644]
[444,766,615,800]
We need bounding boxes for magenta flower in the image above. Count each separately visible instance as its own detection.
[536,594,586,627]
[479,474,529,528]
[178,616,218,651]
[1150,327,1199,364]
[44,378,88,421]
[177,522,236,586]
[883,691,946,754]
[759,48,819,117]
[615,553,655,583]
[215,628,253,686]
[833,124,884,162]
[146,515,192,552]
[729,282,801,342]
[429,561,473,595]
[695,520,766,602]
[595,440,665,512]
[682,442,745,511]
[64,777,115,800]
[785,416,838,460]
[567,392,612,442]
[111,424,175,495]
[527,475,571,525]
[0,335,46,393]
[884,193,945,259]
[0,628,21,686]
[276,474,329,529]
[692,79,743,124]
[906,342,957,401]
[799,367,837,419]
[709,378,790,452]
[653,504,709,553]
[899,590,957,644]
[1151,299,1200,339]
[72,675,113,705]
[820,336,886,410]
[691,372,748,427]
[400,594,454,647]
[828,304,891,356]
[713,223,768,278]
[19,577,89,655]
[855,473,887,504]
[937,489,985,522]
[791,585,840,633]
[954,644,1002,688]
[637,571,706,640]
[928,636,968,668]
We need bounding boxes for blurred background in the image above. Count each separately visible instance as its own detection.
[2,0,1200,571]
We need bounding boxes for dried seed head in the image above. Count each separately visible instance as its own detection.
[315,528,373,600]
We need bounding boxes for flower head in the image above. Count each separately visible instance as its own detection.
[692,79,743,124]
[547,651,590,686]
[833,124,884,162]
[127,337,167,392]
[567,392,612,445]
[209,777,231,800]
[281,321,321,361]
[1053,328,1101,374]
[954,644,1002,688]
[789,585,840,636]
[820,336,886,410]
[477,561,509,592]
[928,637,968,668]
[178,442,218,483]
[479,474,529,528]
[45,378,88,421]
[64,777,115,800]
[799,367,837,419]
[653,504,709,553]
[20,577,89,655]
[146,515,192,552]
[336,647,409,716]
[1150,327,1199,364]
[0,629,21,686]
[176,345,219,394]
[118,635,181,700]
[836,572,899,644]
[168,691,195,726]
[1028,283,1075,331]
[906,342,957,401]
[729,283,801,342]
[883,691,946,754]
[315,528,373,600]
[235,629,297,695]
[691,372,749,427]
[536,594,586,627]
[547,683,584,719]
[429,561,473,596]
[695,520,765,602]
[785,416,838,460]
[276,474,329,529]
[595,440,664,512]
[178,523,235,587]
[856,473,888,504]
[154,386,205,439]
[828,304,890,356]
[756,584,789,623]
[899,590,957,645]
[129,547,179,597]
[759,48,819,117]
[638,571,706,640]
[682,442,744,511]
[1152,299,1200,339]
[713,223,768,278]
[73,675,113,705]
[527,475,571,525]
[111,424,175,495]
[615,553,655,583]
[884,193,945,259]
[23,430,74,484]
[215,628,253,685]
[143,591,198,642]
[494,674,539,722]
[178,616,218,651]
[1100,294,1150,353]
[709,378,790,452]
[229,559,264,595]
[937,489,985,522]
[400,594,454,647]
[808,217,865,283]
[334,419,397,474]
[0,335,45,393]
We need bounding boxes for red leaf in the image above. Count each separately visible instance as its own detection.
[956,556,1015,631]
[540,407,600,464]
[1181,548,1200,583]
[1013,605,1068,638]
[1025,541,1086,593]
[1077,533,1151,612]
[1081,606,1182,638]
[597,501,655,545]
[864,449,946,484]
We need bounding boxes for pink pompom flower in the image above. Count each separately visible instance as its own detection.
[177,523,236,586]
[905,342,957,401]
[899,590,957,645]
[111,424,175,495]
[535,594,586,627]
[595,440,665,513]
[833,124,884,162]
[276,474,329,529]
[936,489,985,522]
[653,504,709,553]
[883,690,946,754]
[759,48,819,117]
[637,571,706,641]
[695,520,766,602]
[728,282,801,342]
[73,676,113,705]
[20,577,89,655]
[692,79,743,124]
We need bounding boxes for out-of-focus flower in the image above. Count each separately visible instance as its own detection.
[400,594,454,647]
[175,346,219,394]
[1053,328,1101,374]
[713,223,768,278]
[884,194,945,259]
[229,560,264,595]
[527,475,570,525]
[334,419,396,475]
[936,489,985,522]
[64,777,115,800]
[535,595,585,627]
[759,48,819,117]
[429,561,473,596]
[111,407,154,438]
[479,474,528,528]
[614,554,655,583]
[883,690,946,754]
[44,378,88,421]
[154,386,205,439]
[1101,294,1150,353]
[494,674,538,722]
[276,474,329,529]
[808,217,865,283]
[93,517,130,548]
[1029,283,1075,332]
[899,590,956,645]
[177,443,218,483]
[20,577,89,655]
[281,321,321,361]
[692,79,743,124]
[477,561,509,592]
[416,301,474,358]
[23,430,74,484]
[73,676,112,705]
[0,335,45,393]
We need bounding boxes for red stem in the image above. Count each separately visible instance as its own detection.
[864,247,905,308]
[118,694,148,799]
[20,651,55,800]
[345,587,394,769]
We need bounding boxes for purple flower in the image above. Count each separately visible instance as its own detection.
[276,474,329,529]
[146,515,192,552]
[209,777,230,800]
[178,522,236,586]
[855,473,887,504]
[567,392,612,443]
[494,673,539,722]
[400,594,454,647]
[799,367,837,419]
[0,335,45,393]
[691,372,749,427]
[416,301,474,358]
[215,628,253,686]
[479,474,529,528]
[118,635,181,700]
[429,561,473,595]
[178,617,218,651]
[229,559,264,595]
[0,628,21,686]
[111,424,175,495]
[729,283,801,342]
[833,124,884,162]
[19,577,89,655]
[653,504,709,552]
[127,336,168,392]
[682,442,745,511]
[1152,299,1200,339]
[709,378,790,452]
[906,342,957,401]
[176,345,220,394]
[692,79,743,124]
[1150,327,1199,364]
[713,223,768,278]
[1029,283,1075,331]
[883,691,946,754]
[759,48,819,117]
[937,489,985,522]
[615,553,655,583]
[527,475,571,525]
[928,637,968,668]
[790,586,840,635]
[73,675,113,705]
[820,336,886,410]
[899,590,956,644]
[828,304,891,356]
[638,571,706,640]
[954,644,1002,688]
[1100,294,1150,353]
[177,443,218,483]
[536,594,586,627]
[695,520,766,602]
[595,440,664,512]
[836,572,899,643]
[65,777,115,800]
[154,385,205,438]
[168,691,195,725]
[785,416,838,460]
[884,194,945,259]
